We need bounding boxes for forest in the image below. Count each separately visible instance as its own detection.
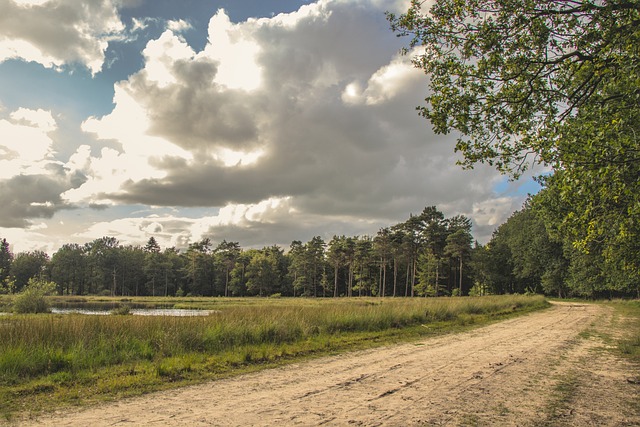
[0,200,637,300]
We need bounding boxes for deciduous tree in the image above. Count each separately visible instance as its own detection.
[389,0,640,284]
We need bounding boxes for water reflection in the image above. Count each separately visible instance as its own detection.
[51,308,213,316]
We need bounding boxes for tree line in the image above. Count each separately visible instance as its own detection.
[1,201,637,299]
[0,206,475,298]
[387,0,639,299]
[477,197,639,299]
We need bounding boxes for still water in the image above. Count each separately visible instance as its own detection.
[51,308,213,316]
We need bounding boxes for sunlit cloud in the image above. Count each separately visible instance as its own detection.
[0,0,126,74]
[0,108,57,179]
[202,10,263,91]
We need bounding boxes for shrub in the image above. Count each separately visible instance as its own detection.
[0,278,16,295]
[12,278,56,314]
[111,304,132,315]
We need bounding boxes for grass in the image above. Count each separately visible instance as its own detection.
[0,294,548,420]
[567,299,640,362]
[607,300,640,416]
[610,300,640,361]
[536,373,580,427]
[536,298,640,426]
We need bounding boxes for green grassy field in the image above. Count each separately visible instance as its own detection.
[0,295,548,420]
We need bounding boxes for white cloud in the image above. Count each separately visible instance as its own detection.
[11,0,52,7]
[72,200,294,249]
[0,0,126,74]
[251,2,328,28]
[61,147,131,205]
[68,85,192,205]
[202,9,262,91]
[131,17,149,32]
[0,108,56,179]
[167,19,192,33]
[343,54,423,105]
[0,39,63,70]
[468,197,522,242]
[10,107,56,131]
[142,30,195,88]
[0,226,49,253]
[200,197,292,229]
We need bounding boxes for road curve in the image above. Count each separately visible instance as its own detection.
[25,302,639,426]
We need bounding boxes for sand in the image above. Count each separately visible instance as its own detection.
[22,302,640,426]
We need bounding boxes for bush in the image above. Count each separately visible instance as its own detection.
[111,304,132,315]
[0,278,16,295]
[12,278,56,314]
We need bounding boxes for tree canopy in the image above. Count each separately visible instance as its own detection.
[388,0,639,173]
[388,0,640,279]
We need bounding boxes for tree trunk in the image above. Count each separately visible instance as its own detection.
[378,259,383,297]
[112,268,116,297]
[411,258,416,297]
[313,263,318,297]
[459,257,463,296]
[225,267,229,297]
[348,265,353,297]
[435,260,440,297]
[382,259,387,297]
[405,261,410,297]
[393,258,397,297]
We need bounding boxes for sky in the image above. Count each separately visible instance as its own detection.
[0,0,540,255]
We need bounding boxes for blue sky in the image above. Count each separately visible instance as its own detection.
[0,0,538,254]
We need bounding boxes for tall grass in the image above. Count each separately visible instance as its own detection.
[0,295,546,387]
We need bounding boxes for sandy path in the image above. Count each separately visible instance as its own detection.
[25,302,639,426]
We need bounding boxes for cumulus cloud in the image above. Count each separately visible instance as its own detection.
[72,197,391,251]
[0,107,85,227]
[0,172,77,228]
[0,109,56,177]
[167,19,192,33]
[66,84,192,205]
[68,0,525,246]
[0,0,126,74]
[0,0,531,251]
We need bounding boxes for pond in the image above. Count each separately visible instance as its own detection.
[50,307,215,316]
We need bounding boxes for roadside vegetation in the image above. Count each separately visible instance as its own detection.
[613,300,640,417]
[0,294,547,419]
[535,299,640,426]
[611,300,640,364]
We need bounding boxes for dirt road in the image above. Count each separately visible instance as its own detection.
[26,302,639,426]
